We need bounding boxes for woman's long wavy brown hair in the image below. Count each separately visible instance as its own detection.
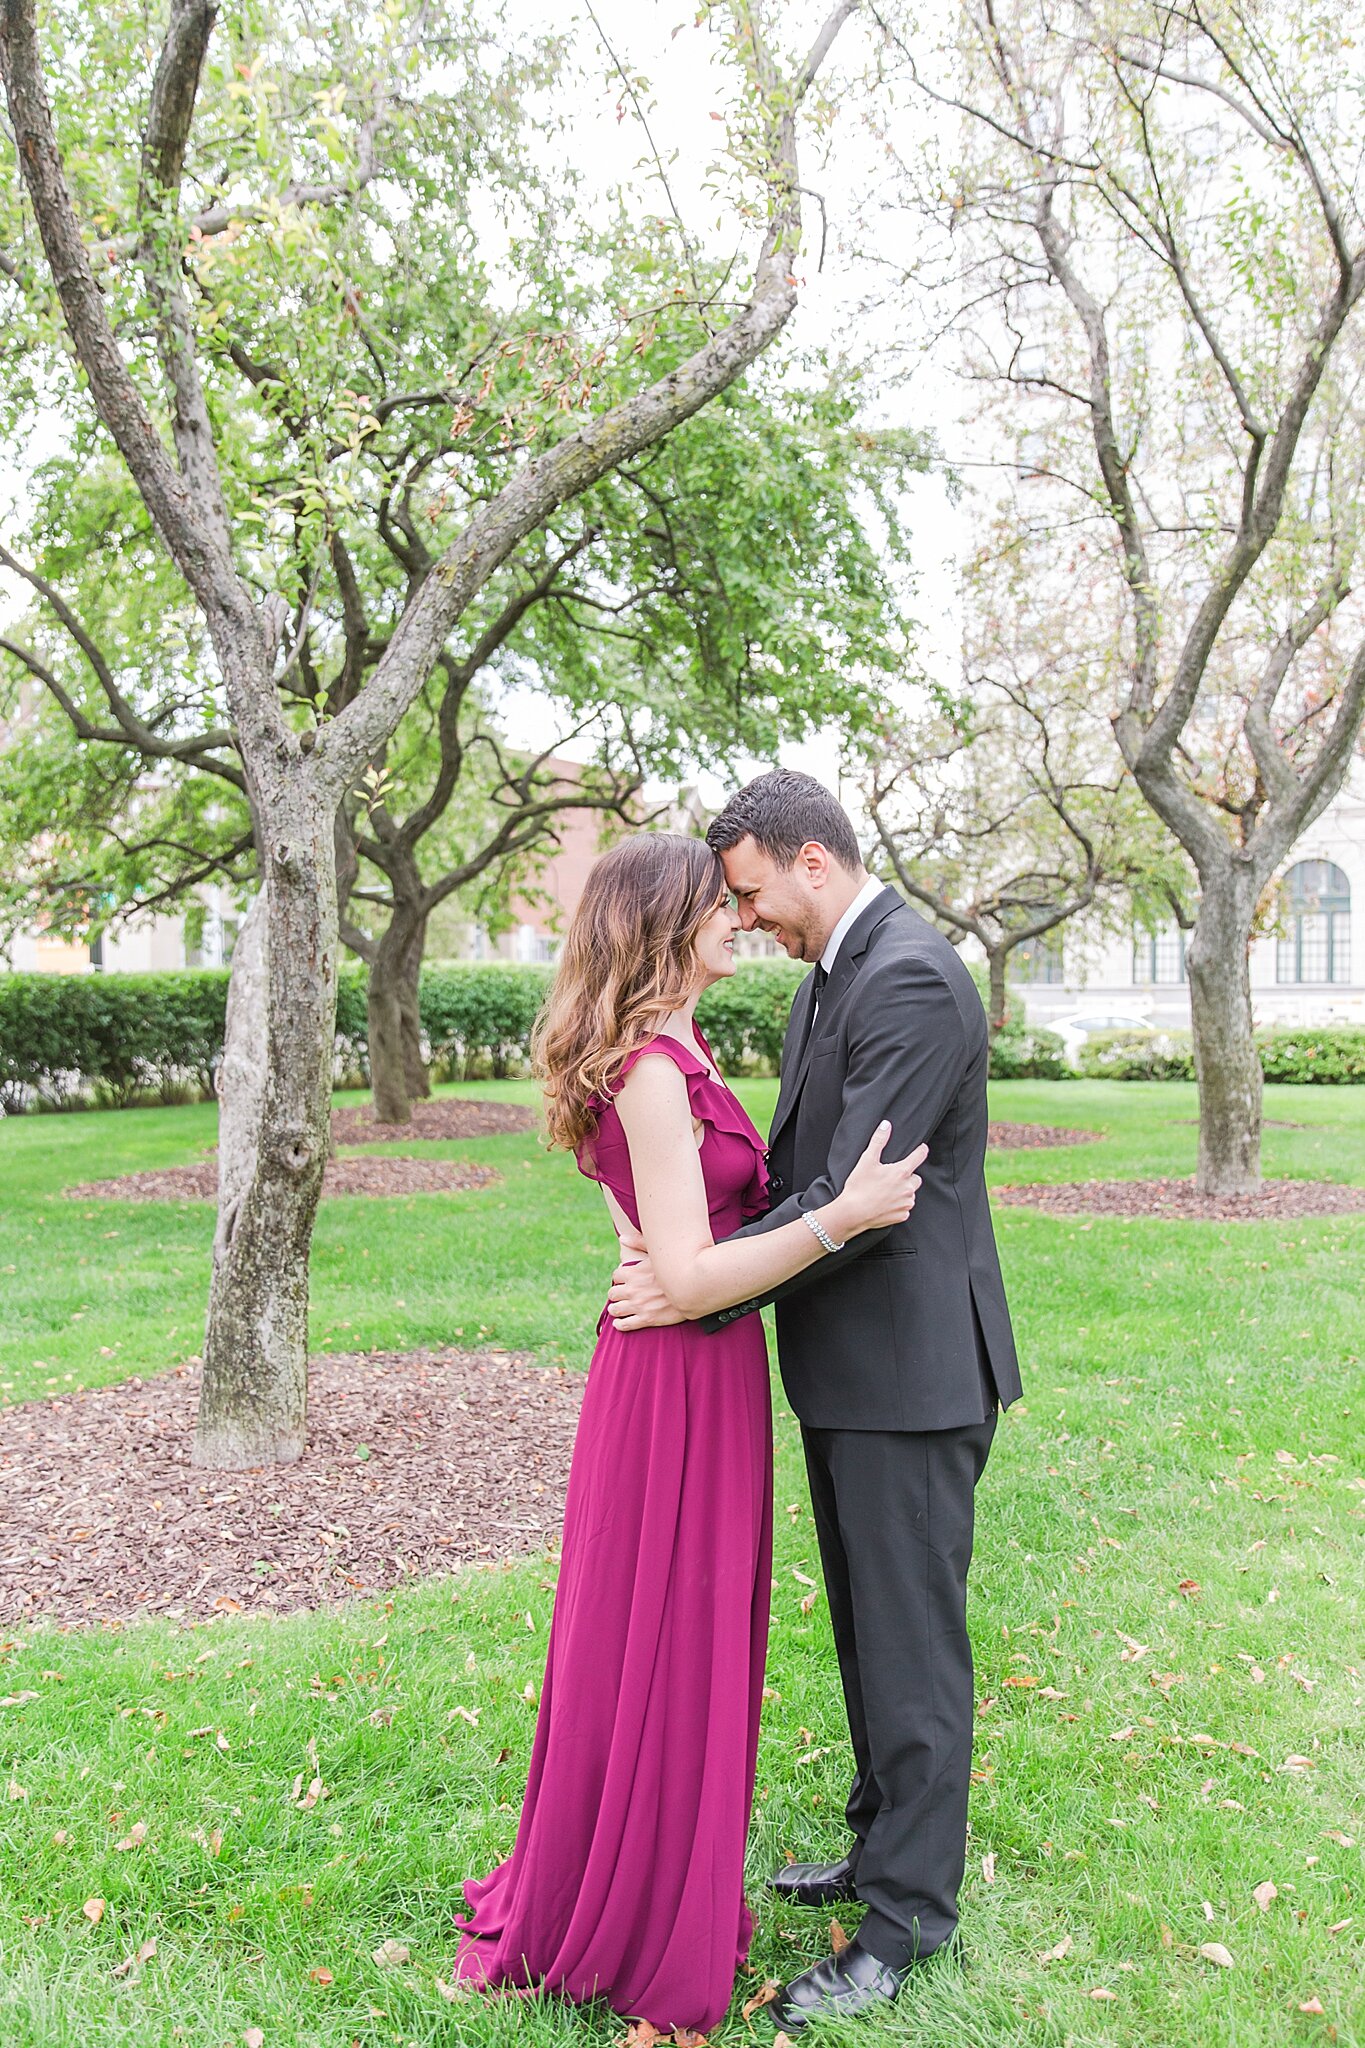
[534,832,728,1153]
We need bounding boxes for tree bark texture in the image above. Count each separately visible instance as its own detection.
[986,947,1008,1035]
[366,908,429,1125]
[194,766,339,1466]
[1184,870,1264,1198]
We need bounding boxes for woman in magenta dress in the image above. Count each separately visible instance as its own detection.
[453,833,921,2037]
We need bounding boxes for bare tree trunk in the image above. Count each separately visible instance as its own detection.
[366,903,429,1125]
[366,963,407,1126]
[986,946,1008,1035]
[194,775,338,1466]
[1185,870,1263,1197]
[400,917,429,1103]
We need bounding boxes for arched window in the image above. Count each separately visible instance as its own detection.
[1277,860,1351,984]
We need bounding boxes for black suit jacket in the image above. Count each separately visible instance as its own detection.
[704,887,1022,1431]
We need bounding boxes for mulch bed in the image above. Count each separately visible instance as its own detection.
[987,1121,1100,1149]
[994,1177,1365,1220]
[330,1097,538,1143]
[0,1348,584,1628]
[63,1158,500,1203]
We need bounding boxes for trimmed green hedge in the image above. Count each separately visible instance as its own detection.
[12,961,1353,1112]
[696,960,806,1072]
[0,961,807,1108]
[1257,1025,1365,1083]
[1078,1026,1365,1084]
[1077,1029,1197,1082]
[0,965,567,1108]
[0,971,230,1112]
[421,964,555,1081]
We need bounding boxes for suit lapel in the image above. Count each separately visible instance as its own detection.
[768,887,904,1151]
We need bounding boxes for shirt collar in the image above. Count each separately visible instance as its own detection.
[818,874,885,977]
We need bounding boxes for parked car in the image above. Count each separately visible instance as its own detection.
[1046,1009,1156,1066]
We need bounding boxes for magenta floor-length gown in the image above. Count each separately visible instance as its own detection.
[453,1028,774,2035]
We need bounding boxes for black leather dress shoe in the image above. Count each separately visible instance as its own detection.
[770,1938,904,2030]
[765,1856,858,1907]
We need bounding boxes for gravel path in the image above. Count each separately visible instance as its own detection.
[0,1348,583,1627]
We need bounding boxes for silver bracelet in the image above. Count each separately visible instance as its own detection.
[803,1209,845,1256]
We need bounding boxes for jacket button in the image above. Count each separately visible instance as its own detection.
[769,1174,785,1193]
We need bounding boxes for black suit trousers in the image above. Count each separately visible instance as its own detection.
[800,1412,996,1967]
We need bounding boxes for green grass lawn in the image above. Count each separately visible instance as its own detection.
[1,1080,1362,2046]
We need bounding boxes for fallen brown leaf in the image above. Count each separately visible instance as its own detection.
[111,1937,156,1978]
[1252,1881,1278,1913]
[243,2031,265,2048]
[114,1821,148,1851]
[1038,1935,1072,1964]
[741,1983,780,2019]
[82,1898,106,1926]
[830,1919,850,1954]
[307,1966,334,1986]
[981,1852,996,1885]
[372,1939,410,1967]
[1298,1997,1326,2014]
[1198,1942,1234,1968]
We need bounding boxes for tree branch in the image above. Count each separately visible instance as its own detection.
[311,0,858,800]
[137,0,233,561]
[0,0,265,676]
[0,540,246,788]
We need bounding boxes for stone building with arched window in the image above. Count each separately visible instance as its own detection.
[1008,762,1365,1034]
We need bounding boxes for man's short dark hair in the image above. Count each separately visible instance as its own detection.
[706,769,863,872]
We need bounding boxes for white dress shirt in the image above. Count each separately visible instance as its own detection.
[819,874,886,978]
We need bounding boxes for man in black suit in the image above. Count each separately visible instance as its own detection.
[607,770,1021,2029]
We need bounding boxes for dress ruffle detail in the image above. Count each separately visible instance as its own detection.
[579,1027,769,1222]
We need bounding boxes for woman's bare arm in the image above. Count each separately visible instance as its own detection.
[612,1054,922,1321]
